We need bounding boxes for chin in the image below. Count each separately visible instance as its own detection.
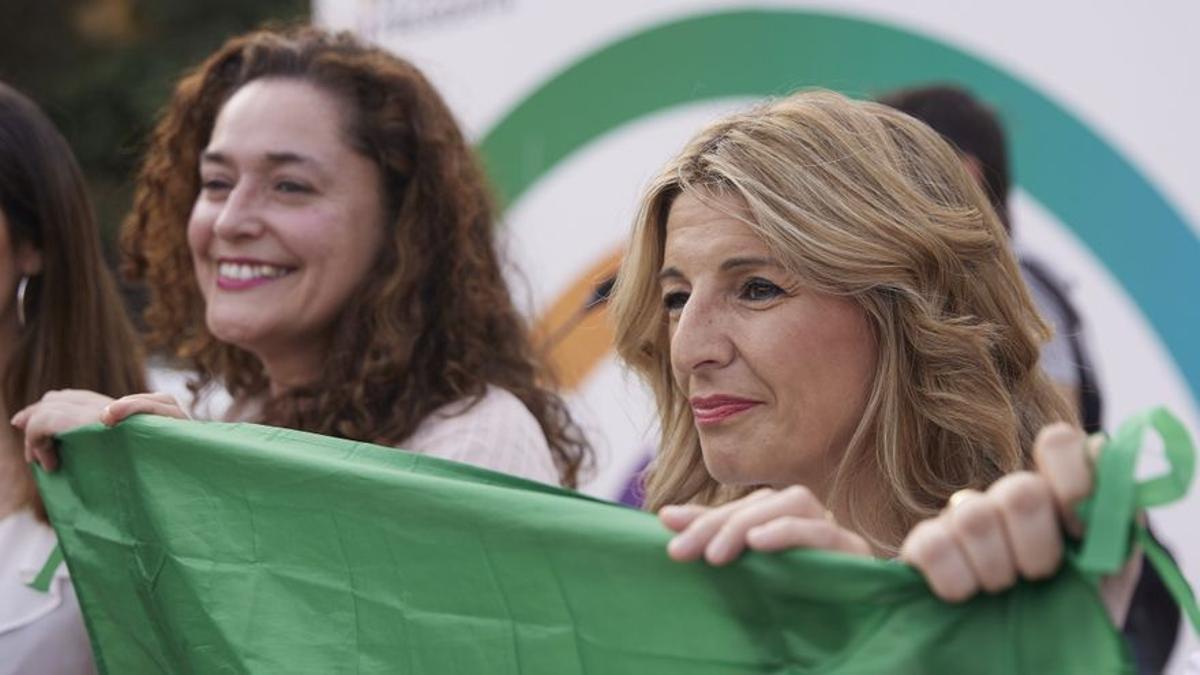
[205,314,266,351]
[700,449,754,487]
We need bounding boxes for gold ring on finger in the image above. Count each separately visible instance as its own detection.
[946,488,983,511]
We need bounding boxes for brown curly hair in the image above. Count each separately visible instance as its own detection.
[120,25,590,486]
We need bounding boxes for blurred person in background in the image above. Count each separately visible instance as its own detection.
[611,89,1141,629]
[879,84,1178,672]
[0,81,145,675]
[15,26,590,487]
[878,85,1103,433]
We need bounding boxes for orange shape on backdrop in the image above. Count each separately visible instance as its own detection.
[532,247,624,391]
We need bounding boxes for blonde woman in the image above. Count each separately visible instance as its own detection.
[610,90,1138,612]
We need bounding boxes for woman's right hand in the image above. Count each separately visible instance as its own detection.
[11,389,115,471]
[11,390,189,471]
[101,392,191,425]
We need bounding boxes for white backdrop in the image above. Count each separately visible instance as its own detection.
[316,1,1200,665]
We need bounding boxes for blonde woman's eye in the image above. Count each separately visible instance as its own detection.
[741,278,784,302]
[663,291,689,313]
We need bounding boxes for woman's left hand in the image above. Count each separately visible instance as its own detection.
[900,422,1140,624]
[659,485,871,565]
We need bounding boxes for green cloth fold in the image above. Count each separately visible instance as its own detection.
[34,412,1190,673]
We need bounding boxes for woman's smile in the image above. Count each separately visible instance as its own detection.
[215,258,295,291]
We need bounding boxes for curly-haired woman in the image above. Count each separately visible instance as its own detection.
[15,26,589,487]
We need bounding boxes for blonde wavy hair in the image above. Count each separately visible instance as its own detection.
[611,90,1074,552]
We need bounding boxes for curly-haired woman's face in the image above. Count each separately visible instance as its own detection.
[187,78,386,388]
[659,192,877,491]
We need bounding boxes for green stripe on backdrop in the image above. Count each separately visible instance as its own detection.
[479,8,1200,409]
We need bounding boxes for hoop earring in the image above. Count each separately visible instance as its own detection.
[16,275,29,328]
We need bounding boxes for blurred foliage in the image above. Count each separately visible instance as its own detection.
[0,0,310,246]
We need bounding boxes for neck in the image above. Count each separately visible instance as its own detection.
[254,342,326,398]
[0,313,32,518]
[0,399,33,520]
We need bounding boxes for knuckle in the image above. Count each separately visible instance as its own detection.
[1023,555,1060,581]
[903,520,952,567]
[780,484,816,510]
[809,520,840,550]
[695,505,734,532]
[981,565,1017,593]
[1034,422,1084,449]
[724,506,765,533]
[940,579,975,603]
[1059,478,1091,505]
[992,472,1053,515]
[950,498,1001,540]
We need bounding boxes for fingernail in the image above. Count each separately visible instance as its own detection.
[705,540,731,565]
[667,536,687,558]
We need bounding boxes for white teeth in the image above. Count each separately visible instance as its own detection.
[217,262,291,281]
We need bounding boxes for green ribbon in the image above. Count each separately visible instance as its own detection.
[27,542,63,593]
[1075,407,1199,633]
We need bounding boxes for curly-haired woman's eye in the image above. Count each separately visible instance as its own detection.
[741,277,785,302]
[201,178,231,192]
[275,179,313,195]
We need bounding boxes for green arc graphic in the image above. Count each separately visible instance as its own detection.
[480,9,1200,408]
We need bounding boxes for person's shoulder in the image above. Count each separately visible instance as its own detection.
[1016,252,1073,301]
[465,385,537,420]
[406,386,559,484]
[1016,252,1076,325]
[422,386,542,439]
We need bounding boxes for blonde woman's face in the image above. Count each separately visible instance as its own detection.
[660,192,877,491]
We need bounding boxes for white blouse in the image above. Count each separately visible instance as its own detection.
[400,385,560,485]
[173,372,562,486]
[0,508,96,675]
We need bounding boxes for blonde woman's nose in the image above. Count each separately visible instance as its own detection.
[670,298,735,374]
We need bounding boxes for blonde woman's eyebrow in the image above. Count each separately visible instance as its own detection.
[720,256,780,272]
[659,256,781,282]
[658,266,685,282]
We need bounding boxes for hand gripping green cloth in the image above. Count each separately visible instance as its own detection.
[33,410,1198,674]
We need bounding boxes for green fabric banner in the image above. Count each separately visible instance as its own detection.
[37,414,1186,673]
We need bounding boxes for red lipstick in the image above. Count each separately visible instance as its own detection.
[690,395,761,426]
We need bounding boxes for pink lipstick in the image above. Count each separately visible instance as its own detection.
[690,395,761,426]
[215,258,294,291]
